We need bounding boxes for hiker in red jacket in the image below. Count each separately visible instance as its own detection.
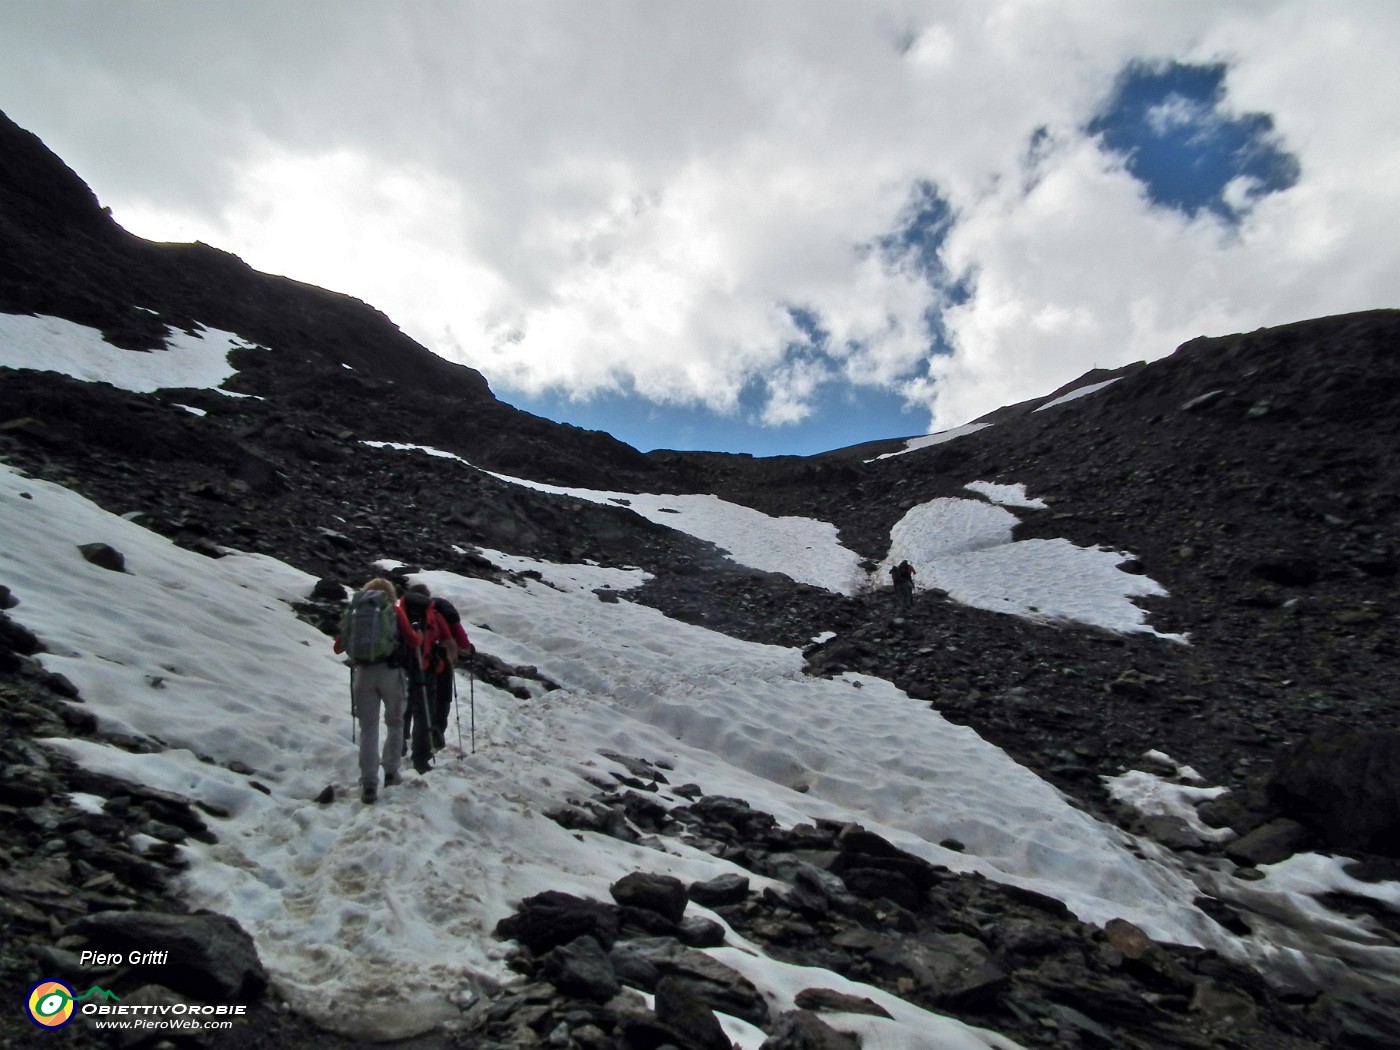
[400,584,473,769]
[423,590,473,748]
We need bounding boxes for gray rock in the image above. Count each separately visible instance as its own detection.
[837,866,921,910]
[609,943,661,990]
[1269,730,1400,856]
[1045,1002,1118,1045]
[1139,814,1209,851]
[867,932,1008,1007]
[793,987,892,1018]
[687,872,749,907]
[676,915,727,949]
[1318,988,1400,1049]
[77,542,127,573]
[495,891,622,953]
[0,776,48,807]
[1100,918,1193,992]
[1189,978,1259,1024]
[542,935,620,1002]
[759,1010,860,1050]
[611,871,688,924]
[654,975,731,1050]
[608,937,770,1027]
[1225,817,1312,867]
[310,578,347,601]
[763,854,859,914]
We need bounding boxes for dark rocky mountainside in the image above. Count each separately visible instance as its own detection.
[3,110,1399,1049]
[659,310,1400,839]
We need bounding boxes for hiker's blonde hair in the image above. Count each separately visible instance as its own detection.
[361,577,398,600]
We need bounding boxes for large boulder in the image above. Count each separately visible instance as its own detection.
[1268,730,1400,856]
[1225,818,1313,867]
[494,890,621,953]
[611,871,688,924]
[687,872,750,907]
[608,937,770,1027]
[540,935,620,1002]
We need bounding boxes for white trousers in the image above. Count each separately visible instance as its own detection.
[353,663,406,787]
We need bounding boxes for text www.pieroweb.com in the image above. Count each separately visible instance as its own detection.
[86,1003,245,1032]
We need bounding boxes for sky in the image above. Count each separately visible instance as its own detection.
[2,3,1399,455]
[5,317,1400,1042]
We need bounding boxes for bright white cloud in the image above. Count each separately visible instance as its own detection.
[2,1,1397,443]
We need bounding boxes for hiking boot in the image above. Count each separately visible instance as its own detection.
[383,771,403,788]
[431,730,446,751]
[361,784,378,804]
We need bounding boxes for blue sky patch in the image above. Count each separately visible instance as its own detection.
[504,380,924,457]
[879,180,956,280]
[877,180,970,348]
[1088,61,1300,222]
[783,305,832,357]
[505,181,970,457]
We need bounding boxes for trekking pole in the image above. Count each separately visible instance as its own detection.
[349,667,356,743]
[470,653,476,754]
[453,669,462,755]
[418,671,434,764]
[401,658,428,771]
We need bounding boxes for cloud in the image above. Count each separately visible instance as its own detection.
[916,4,1400,430]
[2,2,1398,449]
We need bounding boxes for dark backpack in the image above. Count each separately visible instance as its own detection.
[340,590,398,664]
[403,593,458,673]
[433,597,461,627]
[432,600,460,667]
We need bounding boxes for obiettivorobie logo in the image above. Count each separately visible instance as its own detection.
[26,980,120,1029]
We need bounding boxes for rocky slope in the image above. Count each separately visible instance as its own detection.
[654,311,1400,846]
[2,110,1399,1049]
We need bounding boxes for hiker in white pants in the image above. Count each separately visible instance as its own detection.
[352,661,408,797]
[334,577,421,803]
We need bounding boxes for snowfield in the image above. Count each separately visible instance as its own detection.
[367,440,1178,638]
[6,462,1399,1042]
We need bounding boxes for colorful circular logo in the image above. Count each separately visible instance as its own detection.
[27,979,76,1029]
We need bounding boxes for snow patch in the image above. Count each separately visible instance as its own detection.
[0,312,261,393]
[868,422,993,461]
[1034,377,1122,411]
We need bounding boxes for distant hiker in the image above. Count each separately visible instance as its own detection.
[335,577,421,804]
[400,583,473,769]
[889,560,916,611]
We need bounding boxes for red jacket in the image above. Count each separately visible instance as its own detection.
[399,599,471,674]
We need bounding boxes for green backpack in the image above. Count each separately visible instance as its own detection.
[340,590,398,665]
